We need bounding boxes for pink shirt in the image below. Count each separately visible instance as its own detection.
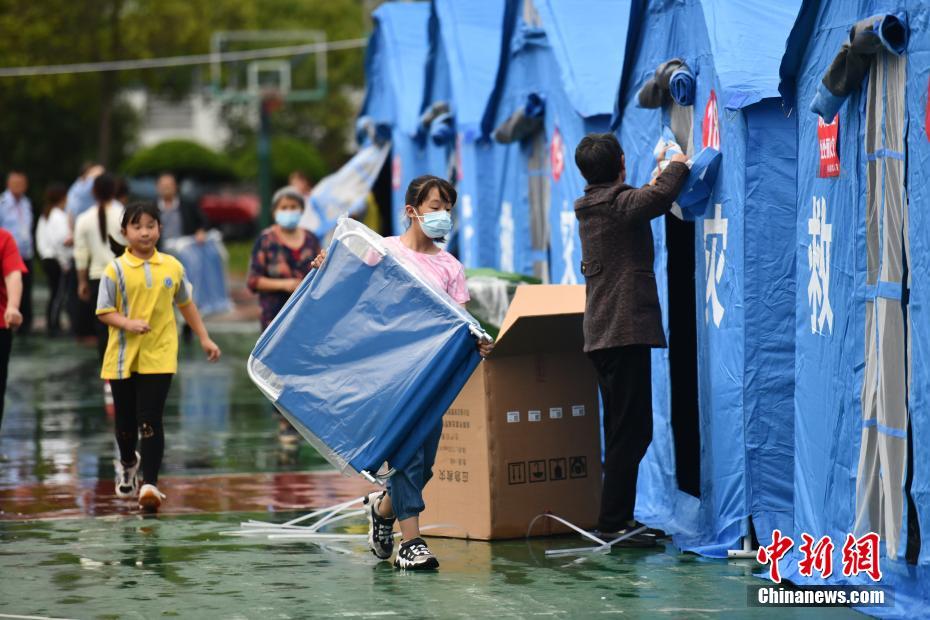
[383,236,469,304]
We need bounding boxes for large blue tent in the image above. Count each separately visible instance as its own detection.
[480,0,635,282]
[612,0,800,558]
[359,2,447,235]
[420,0,506,269]
[780,1,930,615]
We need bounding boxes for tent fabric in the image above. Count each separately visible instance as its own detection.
[248,219,485,478]
[480,0,634,283]
[421,0,506,270]
[778,1,930,616]
[614,0,799,558]
[360,2,447,235]
[162,231,231,317]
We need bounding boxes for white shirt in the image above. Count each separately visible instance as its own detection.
[36,208,72,268]
[74,201,126,280]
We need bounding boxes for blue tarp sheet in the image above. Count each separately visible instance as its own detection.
[248,219,484,477]
[614,0,798,558]
[164,231,232,317]
[779,1,930,616]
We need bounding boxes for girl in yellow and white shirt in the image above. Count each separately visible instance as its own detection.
[96,202,221,512]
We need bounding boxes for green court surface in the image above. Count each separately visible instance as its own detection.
[0,328,862,619]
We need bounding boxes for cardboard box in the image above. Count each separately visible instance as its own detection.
[422,285,602,540]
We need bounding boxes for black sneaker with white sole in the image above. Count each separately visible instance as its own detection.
[394,537,439,570]
[364,491,396,560]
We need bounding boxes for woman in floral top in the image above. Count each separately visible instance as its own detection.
[247,187,321,330]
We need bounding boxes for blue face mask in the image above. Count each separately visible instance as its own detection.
[412,210,452,239]
[275,210,302,230]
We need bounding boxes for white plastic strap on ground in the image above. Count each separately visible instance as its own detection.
[527,513,648,557]
[221,496,367,539]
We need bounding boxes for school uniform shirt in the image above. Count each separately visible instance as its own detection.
[0,229,27,329]
[74,201,125,280]
[96,249,192,380]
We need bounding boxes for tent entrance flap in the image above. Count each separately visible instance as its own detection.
[666,213,700,498]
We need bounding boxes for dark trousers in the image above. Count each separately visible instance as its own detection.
[111,373,173,485]
[0,328,11,430]
[41,259,64,335]
[588,345,653,531]
[20,261,33,334]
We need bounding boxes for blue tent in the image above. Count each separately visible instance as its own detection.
[420,0,506,269]
[360,2,447,235]
[612,0,800,557]
[480,0,635,282]
[780,1,930,615]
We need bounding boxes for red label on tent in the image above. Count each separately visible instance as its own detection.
[391,154,401,190]
[551,126,565,182]
[818,115,840,178]
[702,90,720,150]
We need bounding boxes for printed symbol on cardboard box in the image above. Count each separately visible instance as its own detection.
[571,405,585,417]
[549,407,563,419]
[508,462,526,485]
[549,458,567,481]
[569,456,588,479]
[528,410,542,422]
[529,460,547,483]
[507,411,520,423]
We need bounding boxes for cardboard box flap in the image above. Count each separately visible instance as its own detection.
[492,285,586,358]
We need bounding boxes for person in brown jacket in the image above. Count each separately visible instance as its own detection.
[573,132,689,545]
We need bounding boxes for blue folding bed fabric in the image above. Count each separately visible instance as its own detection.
[248,219,486,481]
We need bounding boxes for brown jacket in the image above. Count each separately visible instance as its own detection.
[574,162,689,352]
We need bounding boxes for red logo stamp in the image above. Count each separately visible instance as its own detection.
[818,115,840,178]
[551,126,565,183]
[702,90,720,150]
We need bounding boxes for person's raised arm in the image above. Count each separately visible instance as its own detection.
[615,155,690,224]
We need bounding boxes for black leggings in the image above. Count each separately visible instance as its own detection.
[41,259,64,334]
[111,373,173,485]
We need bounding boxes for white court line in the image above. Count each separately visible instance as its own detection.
[0,614,78,620]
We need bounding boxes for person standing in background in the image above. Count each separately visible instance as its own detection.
[36,184,72,336]
[65,163,105,338]
[74,173,124,362]
[0,171,34,334]
[155,173,206,245]
[0,228,26,431]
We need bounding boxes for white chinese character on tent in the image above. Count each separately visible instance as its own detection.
[703,203,728,327]
[499,200,515,273]
[559,200,578,285]
[807,195,833,335]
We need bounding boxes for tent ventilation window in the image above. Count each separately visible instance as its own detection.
[665,96,700,498]
[854,45,918,563]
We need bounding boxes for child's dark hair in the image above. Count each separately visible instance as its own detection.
[93,173,117,244]
[43,183,67,218]
[109,202,161,256]
[574,133,624,185]
[405,175,457,209]
[121,201,161,229]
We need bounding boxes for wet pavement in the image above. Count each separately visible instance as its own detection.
[0,323,860,619]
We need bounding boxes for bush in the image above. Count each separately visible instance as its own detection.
[233,135,327,187]
[123,140,237,180]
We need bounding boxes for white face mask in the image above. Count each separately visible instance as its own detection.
[411,209,452,239]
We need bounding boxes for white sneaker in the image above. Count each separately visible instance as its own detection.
[114,452,141,498]
[138,483,166,512]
